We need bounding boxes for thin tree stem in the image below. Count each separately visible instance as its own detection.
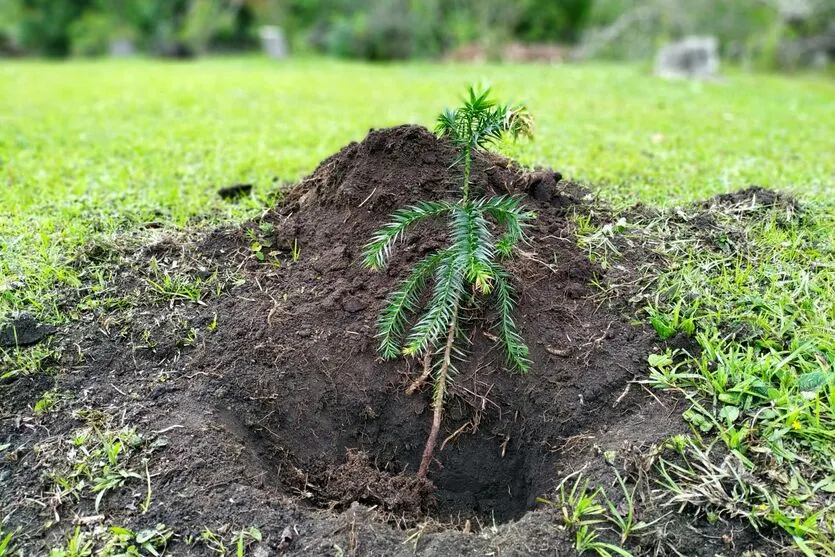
[462,150,471,202]
[418,305,458,479]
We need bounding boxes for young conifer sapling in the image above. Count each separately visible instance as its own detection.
[363,86,535,478]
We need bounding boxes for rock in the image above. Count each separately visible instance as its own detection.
[260,26,288,59]
[811,50,830,68]
[218,183,253,200]
[654,36,719,79]
[109,38,136,58]
[779,0,813,24]
[0,312,57,347]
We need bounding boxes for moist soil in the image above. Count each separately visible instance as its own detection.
[1,126,775,555]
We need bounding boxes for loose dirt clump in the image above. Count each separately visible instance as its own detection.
[315,450,435,518]
[0,125,772,555]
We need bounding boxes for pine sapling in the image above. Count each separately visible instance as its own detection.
[363,86,535,479]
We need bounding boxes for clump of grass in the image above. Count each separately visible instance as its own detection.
[37,427,146,516]
[0,342,60,382]
[537,470,638,557]
[144,258,213,305]
[184,526,262,555]
[578,194,835,553]
[363,86,534,478]
[48,524,173,557]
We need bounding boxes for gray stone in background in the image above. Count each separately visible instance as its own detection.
[109,38,136,58]
[779,0,814,24]
[811,50,830,69]
[654,36,719,79]
[260,26,288,59]
[0,312,57,347]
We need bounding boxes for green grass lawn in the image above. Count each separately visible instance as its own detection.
[2,57,833,319]
[1,58,834,554]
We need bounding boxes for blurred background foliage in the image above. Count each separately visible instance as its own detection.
[0,0,832,69]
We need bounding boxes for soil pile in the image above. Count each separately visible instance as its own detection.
[178,125,681,525]
[3,125,765,555]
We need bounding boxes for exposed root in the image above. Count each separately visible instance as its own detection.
[406,351,433,395]
[418,307,457,479]
[440,421,473,451]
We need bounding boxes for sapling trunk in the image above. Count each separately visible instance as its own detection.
[418,305,458,478]
[461,147,472,203]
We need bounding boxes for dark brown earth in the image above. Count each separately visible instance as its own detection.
[0,312,57,347]
[1,126,775,555]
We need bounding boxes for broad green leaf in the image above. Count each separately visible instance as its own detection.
[650,315,676,340]
[648,353,673,368]
[719,405,740,424]
[797,371,827,392]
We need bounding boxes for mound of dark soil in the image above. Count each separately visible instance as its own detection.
[1,125,770,555]
[186,125,672,520]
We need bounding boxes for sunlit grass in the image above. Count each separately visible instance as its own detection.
[576,194,834,553]
[2,58,831,322]
[1,56,833,555]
